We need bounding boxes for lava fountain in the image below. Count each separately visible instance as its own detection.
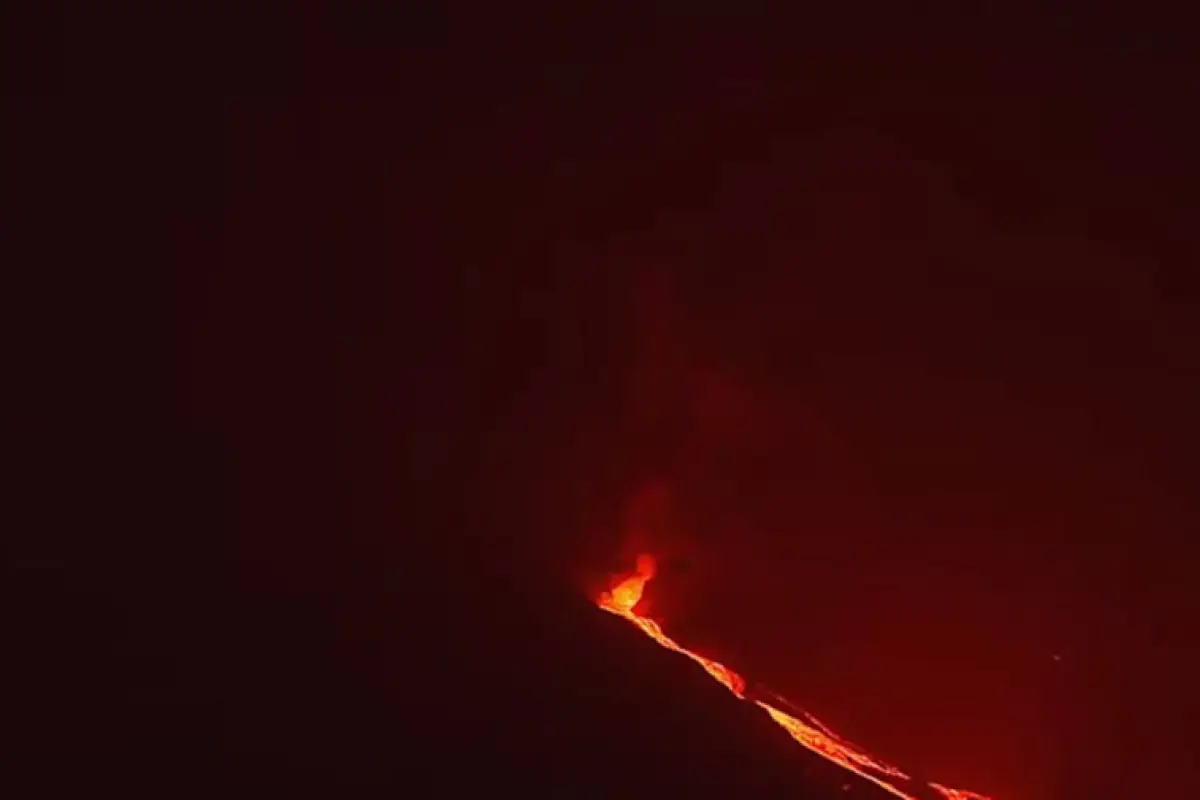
[597,554,994,800]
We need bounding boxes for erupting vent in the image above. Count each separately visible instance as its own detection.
[597,554,993,800]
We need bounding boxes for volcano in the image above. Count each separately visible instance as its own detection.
[224,551,990,800]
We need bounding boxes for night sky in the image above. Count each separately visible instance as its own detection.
[14,6,1199,800]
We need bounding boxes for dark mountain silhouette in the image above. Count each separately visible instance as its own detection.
[220,562,932,800]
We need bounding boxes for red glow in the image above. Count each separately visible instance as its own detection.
[929,784,993,800]
[597,554,995,800]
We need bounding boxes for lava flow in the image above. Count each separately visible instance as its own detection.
[597,554,994,800]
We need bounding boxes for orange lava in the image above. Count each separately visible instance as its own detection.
[598,554,746,697]
[596,554,994,800]
[929,785,993,800]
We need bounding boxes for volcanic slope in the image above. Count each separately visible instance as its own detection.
[225,570,944,800]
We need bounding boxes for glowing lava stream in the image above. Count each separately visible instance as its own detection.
[597,555,994,800]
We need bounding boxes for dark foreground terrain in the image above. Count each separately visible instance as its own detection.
[220,565,923,799]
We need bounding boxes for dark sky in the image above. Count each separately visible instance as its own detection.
[14,6,1198,800]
